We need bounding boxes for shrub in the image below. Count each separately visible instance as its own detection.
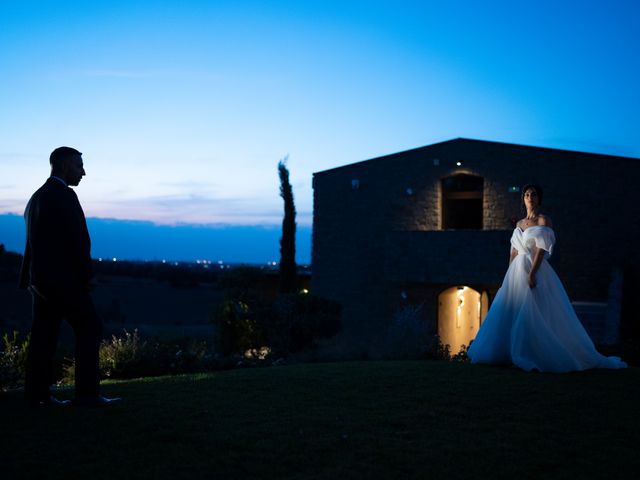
[383,304,437,359]
[0,331,30,391]
[265,293,341,356]
[451,343,471,362]
[148,338,211,375]
[211,292,342,358]
[432,341,471,362]
[433,340,452,360]
[63,329,145,382]
[99,329,147,378]
[212,299,266,357]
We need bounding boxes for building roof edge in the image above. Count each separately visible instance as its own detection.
[312,138,639,177]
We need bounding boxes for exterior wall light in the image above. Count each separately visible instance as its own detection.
[405,187,414,196]
[351,179,360,189]
[508,186,520,193]
[456,161,462,166]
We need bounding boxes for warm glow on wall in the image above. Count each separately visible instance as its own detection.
[439,286,482,354]
[456,286,466,328]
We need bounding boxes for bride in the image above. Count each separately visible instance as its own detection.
[467,184,626,372]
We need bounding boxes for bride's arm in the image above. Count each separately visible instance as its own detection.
[528,248,545,288]
[509,248,518,265]
[528,215,552,288]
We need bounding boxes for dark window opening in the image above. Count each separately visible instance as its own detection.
[441,174,483,230]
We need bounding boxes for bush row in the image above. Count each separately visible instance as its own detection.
[62,330,216,384]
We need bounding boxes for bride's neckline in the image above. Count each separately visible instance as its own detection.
[516,225,553,233]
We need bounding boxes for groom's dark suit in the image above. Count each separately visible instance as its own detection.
[19,177,101,401]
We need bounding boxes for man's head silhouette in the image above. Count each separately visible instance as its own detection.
[50,147,85,186]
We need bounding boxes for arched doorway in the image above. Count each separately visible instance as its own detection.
[438,286,486,354]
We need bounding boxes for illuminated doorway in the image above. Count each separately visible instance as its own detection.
[438,286,487,354]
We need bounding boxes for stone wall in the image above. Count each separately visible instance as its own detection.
[384,230,511,285]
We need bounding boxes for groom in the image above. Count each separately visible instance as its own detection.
[19,147,120,407]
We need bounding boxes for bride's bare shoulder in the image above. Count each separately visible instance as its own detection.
[537,214,553,227]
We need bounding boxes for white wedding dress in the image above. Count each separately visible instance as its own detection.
[467,226,627,372]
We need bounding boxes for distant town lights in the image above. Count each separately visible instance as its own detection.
[196,259,213,265]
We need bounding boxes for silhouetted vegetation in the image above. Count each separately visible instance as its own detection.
[213,298,266,357]
[212,265,341,358]
[212,292,341,358]
[62,330,214,382]
[0,331,30,391]
[278,158,298,293]
[0,244,22,282]
[265,293,341,356]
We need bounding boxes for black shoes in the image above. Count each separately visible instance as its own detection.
[28,394,122,407]
[72,395,123,407]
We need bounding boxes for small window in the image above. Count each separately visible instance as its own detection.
[441,174,483,230]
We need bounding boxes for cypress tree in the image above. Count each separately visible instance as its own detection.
[278,157,297,293]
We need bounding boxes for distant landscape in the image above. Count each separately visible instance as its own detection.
[0,213,312,264]
[0,243,309,351]
[0,274,222,350]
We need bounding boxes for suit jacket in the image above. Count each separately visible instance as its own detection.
[18,178,93,297]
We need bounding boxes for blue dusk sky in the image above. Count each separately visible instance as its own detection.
[1,0,639,262]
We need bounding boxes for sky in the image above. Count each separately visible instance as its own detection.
[1,0,639,262]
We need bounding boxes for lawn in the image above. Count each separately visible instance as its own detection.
[1,361,638,479]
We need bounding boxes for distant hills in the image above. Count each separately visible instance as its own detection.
[0,214,311,264]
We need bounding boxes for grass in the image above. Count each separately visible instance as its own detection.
[1,361,639,479]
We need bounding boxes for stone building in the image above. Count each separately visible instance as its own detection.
[311,138,640,357]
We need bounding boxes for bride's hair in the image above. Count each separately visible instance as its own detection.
[521,184,543,208]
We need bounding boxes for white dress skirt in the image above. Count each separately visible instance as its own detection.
[467,226,627,372]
